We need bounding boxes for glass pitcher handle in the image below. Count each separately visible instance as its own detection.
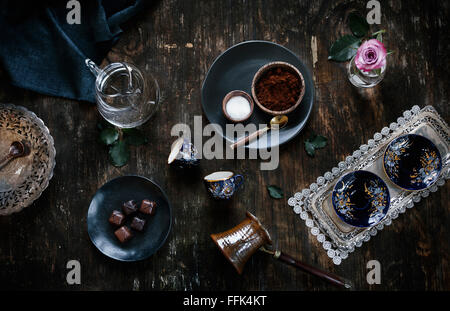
[85,58,102,77]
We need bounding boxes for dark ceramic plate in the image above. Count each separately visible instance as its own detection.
[87,175,172,261]
[383,134,442,190]
[201,40,314,149]
[332,170,390,228]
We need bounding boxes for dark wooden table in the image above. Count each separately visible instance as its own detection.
[0,0,448,291]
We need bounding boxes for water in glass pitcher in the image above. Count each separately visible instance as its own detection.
[87,60,160,128]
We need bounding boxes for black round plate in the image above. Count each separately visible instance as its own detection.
[87,175,172,261]
[383,134,442,190]
[332,170,390,228]
[201,40,314,149]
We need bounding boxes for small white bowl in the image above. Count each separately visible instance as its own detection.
[222,90,254,122]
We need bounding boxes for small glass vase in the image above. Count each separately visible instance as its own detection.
[347,55,386,88]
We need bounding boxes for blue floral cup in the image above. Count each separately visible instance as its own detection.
[204,171,244,200]
[383,134,442,190]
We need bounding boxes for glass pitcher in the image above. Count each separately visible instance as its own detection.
[85,59,160,128]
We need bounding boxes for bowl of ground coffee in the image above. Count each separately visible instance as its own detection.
[251,61,305,116]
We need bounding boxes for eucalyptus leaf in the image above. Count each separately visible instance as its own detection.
[123,128,148,146]
[311,135,328,148]
[267,185,284,199]
[348,13,369,38]
[100,127,119,145]
[305,134,328,157]
[109,141,130,167]
[328,35,361,62]
[305,141,316,157]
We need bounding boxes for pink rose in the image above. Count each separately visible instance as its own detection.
[354,39,387,72]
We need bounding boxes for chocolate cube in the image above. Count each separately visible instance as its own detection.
[114,226,133,243]
[139,199,156,215]
[108,210,125,226]
[122,200,138,215]
[130,216,146,232]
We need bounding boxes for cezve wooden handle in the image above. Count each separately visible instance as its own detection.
[274,250,353,288]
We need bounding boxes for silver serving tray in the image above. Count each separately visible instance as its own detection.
[0,104,56,215]
[288,105,449,265]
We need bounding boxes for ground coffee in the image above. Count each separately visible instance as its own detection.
[255,66,301,112]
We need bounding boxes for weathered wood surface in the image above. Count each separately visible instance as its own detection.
[0,0,448,290]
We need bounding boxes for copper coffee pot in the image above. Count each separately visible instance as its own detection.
[210,211,352,288]
[211,211,272,274]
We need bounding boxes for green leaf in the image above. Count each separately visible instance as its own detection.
[310,135,328,149]
[328,35,361,62]
[122,128,148,146]
[109,141,130,167]
[371,29,387,41]
[376,32,382,42]
[348,13,369,38]
[100,127,119,145]
[305,134,328,157]
[305,141,316,157]
[267,185,284,199]
[371,29,386,37]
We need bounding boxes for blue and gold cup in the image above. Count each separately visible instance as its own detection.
[332,170,390,228]
[383,134,442,191]
[204,171,244,200]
